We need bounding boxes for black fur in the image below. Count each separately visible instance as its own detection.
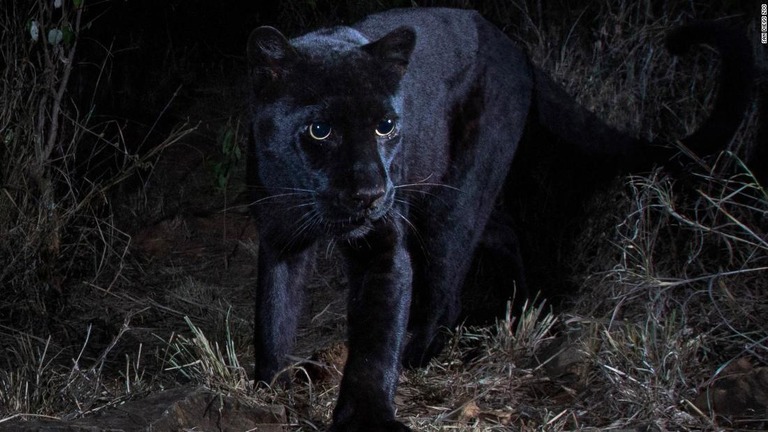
[245,8,753,431]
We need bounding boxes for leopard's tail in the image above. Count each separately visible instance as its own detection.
[531,19,754,170]
[664,20,755,155]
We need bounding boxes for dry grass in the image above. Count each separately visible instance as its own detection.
[165,314,251,392]
[1,0,765,430]
[0,0,195,419]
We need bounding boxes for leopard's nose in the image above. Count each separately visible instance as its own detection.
[351,186,386,211]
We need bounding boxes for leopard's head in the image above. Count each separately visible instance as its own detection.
[247,25,415,240]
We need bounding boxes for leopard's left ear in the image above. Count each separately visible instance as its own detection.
[247,26,298,85]
[362,26,416,78]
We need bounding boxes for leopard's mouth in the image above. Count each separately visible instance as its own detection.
[320,190,394,238]
[324,203,394,238]
[324,216,375,238]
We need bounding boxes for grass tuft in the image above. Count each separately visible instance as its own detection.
[165,314,251,393]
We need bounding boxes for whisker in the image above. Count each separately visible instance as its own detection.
[395,181,461,192]
[394,197,421,211]
[286,201,316,211]
[295,209,321,238]
[395,189,452,211]
[250,191,315,205]
[221,191,316,213]
[394,209,427,257]
[394,209,420,239]
[281,208,322,254]
[324,238,337,260]
[395,186,459,204]
[245,185,317,194]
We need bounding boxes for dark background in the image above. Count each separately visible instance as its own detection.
[72,0,763,303]
[75,0,760,136]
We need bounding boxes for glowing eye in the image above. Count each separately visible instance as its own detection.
[308,122,332,140]
[375,118,397,137]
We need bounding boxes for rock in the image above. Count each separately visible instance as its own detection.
[694,358,768,418]
[538,333,594,390]
[300,342,347,384]
[0,386,286,432]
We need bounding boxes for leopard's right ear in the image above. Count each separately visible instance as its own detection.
[247,26,297,84]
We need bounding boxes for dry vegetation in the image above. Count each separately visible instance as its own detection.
[1,0,765,431]
[0,0,195,419]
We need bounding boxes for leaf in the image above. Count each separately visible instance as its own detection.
[73,0,84,7]
[29,20,39,42]
[48,28,63,46]
[3,129,15,145]
[458,400,481,422]
[62,25,75,45]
